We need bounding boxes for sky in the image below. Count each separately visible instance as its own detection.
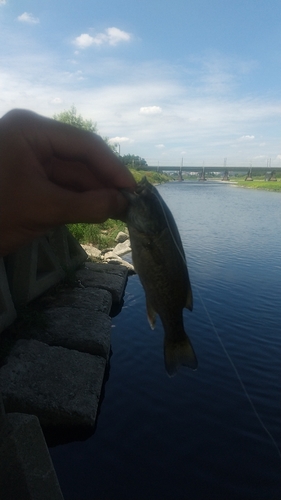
[1,0,281,167]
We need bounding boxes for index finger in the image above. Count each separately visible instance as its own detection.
[5,109,137,190]
[44,115,136,189]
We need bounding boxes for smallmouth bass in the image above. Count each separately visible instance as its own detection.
[124,177,198,376]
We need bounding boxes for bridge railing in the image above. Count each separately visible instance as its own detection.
[0,226,87,335]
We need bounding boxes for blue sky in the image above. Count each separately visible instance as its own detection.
[1,0,280,166]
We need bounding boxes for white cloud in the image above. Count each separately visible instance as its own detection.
[139,106,162,115]
[0,1,7,5]
[238,135,255,141]
[50,97,62,104]
[106,27,131,45]
[109,136,131,143]
[74,34,94,49]
[155,144,165,149]
[73,27,131,49]
[17,12,40,24]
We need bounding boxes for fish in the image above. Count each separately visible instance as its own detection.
[123,177,198,376]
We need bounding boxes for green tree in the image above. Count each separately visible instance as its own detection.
[122,154,147,170]
[53,105,97,133]
[53,105,118,151]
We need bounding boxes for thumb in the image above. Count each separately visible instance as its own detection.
[49,186,128,225]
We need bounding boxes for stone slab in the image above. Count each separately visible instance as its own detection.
[26,308,111,360]
[0,412,64,500]
[44,286,113,314]
[0,339,106,428]
[76,262,128,303]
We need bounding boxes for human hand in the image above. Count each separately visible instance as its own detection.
[0,109,136,256]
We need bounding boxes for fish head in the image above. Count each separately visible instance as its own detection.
[123,177,166,235]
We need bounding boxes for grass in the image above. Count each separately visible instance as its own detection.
[232,175,281,192]
[67,219,127,249]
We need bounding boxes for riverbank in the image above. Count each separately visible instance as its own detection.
[229,175,281,192]
[0,257,130,499]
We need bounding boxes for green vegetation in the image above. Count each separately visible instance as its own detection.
[129,168,170,184]
[232,175,281,192]
[67,219,127,249]
[53,105,116,151]
[53,105,98,133]
[122,154,147,170]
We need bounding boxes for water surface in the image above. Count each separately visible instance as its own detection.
[50,181,281,500]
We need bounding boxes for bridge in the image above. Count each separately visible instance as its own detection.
[144,165,280,181]
[144,165,281,173]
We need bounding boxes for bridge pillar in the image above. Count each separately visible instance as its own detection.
[245,169,253,181]
[222,169,230,181]
[198,169,206,181]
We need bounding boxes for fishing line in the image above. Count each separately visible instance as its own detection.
[153,184,281,460]
[196,285,281,461]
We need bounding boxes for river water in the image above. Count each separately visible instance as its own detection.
[50,181,281,500]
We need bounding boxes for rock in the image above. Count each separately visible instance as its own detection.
[102,256,135,273]
[21,287,112,360]
[102,251,123,262]
[0,339,106,428]
[115,231,129,243]
[106,259,135,273]
[81,244,101,259]
[76,262,129,303]
[24,308,111,360]
[114,239,131,256]
[41,287,112,315]
[0,412,64,500]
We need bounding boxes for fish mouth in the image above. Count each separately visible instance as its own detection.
[120,177,150,203]
[120,188,138,204]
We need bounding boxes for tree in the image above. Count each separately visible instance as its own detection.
[122,154,147,170]
[53,105,118,151]
[53,105,97,133]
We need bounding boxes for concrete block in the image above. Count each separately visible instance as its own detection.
[25,307,111,360]
[47,226,87,269]
[0,258,17,334]
[41,286,112,315]
[0,339,106,428]
[5,237,65,308]
[76,262,128,303]
[0,412,64,500]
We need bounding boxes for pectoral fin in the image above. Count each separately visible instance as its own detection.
[146,299,157,330]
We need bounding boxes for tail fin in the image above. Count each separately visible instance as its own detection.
[164,334,198,377]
